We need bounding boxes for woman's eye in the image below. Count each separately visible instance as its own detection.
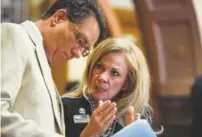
[95,63,103,70]
[112,70,119,76]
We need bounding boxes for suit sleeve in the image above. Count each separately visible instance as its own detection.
[1,23,63,137]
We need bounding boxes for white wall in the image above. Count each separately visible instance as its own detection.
[193,0,202,48]
[68,57,87,81]
[108,0,135,9]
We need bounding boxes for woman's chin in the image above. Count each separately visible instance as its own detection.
[92,93,108,101]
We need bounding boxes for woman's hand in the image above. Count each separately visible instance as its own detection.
[80,100,117,137]
[125,106,141,125]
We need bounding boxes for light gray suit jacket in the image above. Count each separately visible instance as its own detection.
[1,20,65,137]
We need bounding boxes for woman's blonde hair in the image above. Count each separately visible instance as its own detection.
[67,37,151,119]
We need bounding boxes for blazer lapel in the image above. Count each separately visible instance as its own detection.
[35,47,64,133]
[21,21,64,134]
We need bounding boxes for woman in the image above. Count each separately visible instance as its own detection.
[62,38,152,137]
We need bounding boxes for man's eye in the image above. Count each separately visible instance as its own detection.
[112,70,119,76]
[77,38,84,45]
[77,38,87,48]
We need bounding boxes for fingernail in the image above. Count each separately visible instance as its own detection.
[136,113,141,119]
[112,102,116,106]
[99,100,103,105]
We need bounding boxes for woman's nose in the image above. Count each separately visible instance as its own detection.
[98,72,108,83]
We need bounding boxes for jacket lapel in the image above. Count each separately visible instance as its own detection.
[35,47,65,134]
[21,20,65,134]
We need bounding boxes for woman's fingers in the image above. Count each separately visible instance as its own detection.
[92,101,116,123]
[94,101,116,118]
[94,100,111,114]
[89,100,117,136]
[100,102,116,118]
[126,106,142,125]
[126,106,135,125]
[94,101,117,123]
[135,113,141,120]
[98,100,104,107]
[102,104,117,123]
[103,114,116,127]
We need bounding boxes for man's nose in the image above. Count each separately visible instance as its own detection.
[72,48,82,58]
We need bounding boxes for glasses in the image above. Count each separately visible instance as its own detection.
[72,23,91,57]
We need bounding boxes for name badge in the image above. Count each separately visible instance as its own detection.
[73,114,90,123]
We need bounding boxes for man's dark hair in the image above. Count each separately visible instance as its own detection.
[41,0,108,46]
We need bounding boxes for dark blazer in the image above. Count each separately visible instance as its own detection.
[190,75,202,137]
[62,97,123,137]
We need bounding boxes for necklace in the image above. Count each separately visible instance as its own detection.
[88,95,117,137]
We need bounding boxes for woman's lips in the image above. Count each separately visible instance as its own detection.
[96,85,107,92]
[95,80,108,92]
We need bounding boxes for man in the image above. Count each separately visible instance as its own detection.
[1,0,106,137]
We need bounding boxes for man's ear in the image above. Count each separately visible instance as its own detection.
[52,9,69,24]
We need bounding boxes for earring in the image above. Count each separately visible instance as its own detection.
[122,92,126,97]
[121,88,127,97]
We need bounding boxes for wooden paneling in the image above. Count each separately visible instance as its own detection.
[113,8,138,27]
[155,20,197,95]
[52,64,67,95]
[135,0,202,96]
[135,1,202,136]
[146,0,186,9]
[98,0,123,37]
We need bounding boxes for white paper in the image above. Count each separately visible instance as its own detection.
[112,119,156,137]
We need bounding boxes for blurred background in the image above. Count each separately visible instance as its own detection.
[1,0,202,137]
